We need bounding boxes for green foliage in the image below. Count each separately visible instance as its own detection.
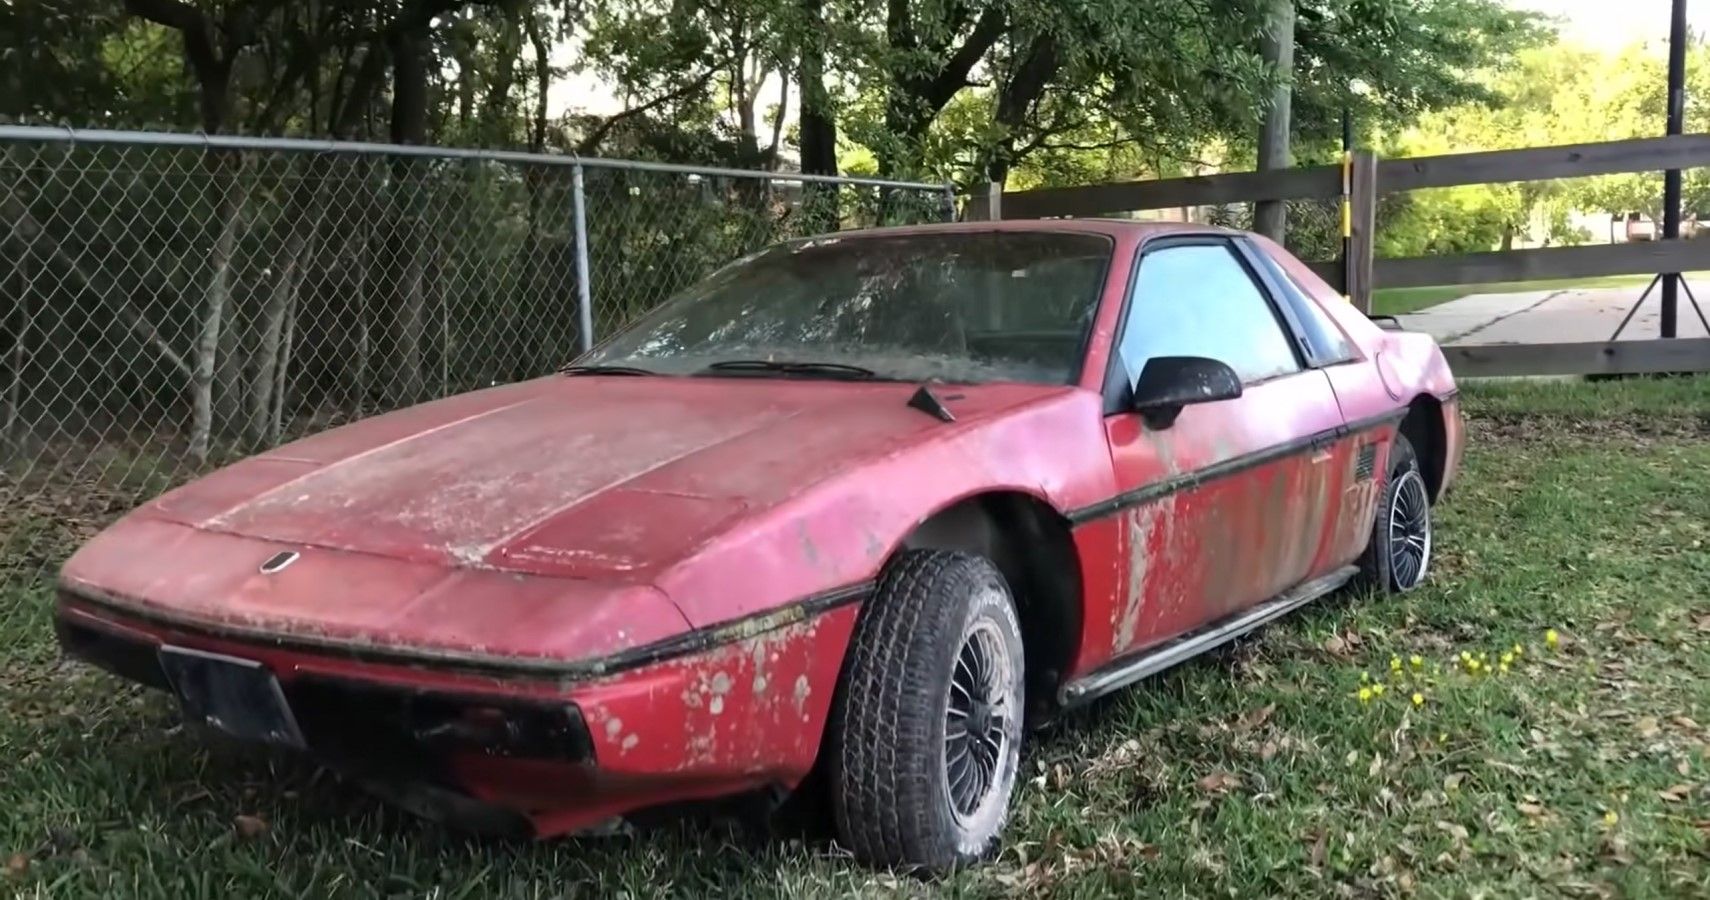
[1378,37,1710,258]
[1,0,1542,185]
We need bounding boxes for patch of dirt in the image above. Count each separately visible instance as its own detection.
[1468,412,1710,446]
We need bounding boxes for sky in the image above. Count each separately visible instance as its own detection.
[1511,0,1710,48]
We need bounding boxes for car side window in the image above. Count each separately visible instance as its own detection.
[1117,243,1303,387]
[1247,247,1358,366]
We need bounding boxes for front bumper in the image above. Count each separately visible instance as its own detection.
[55,591,860,837]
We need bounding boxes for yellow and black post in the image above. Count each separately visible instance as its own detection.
[1340,106,1353,303]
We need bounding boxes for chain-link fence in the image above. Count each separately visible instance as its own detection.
[0,126,953,592]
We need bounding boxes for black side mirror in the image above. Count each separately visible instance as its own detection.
[1130,356,1243,429]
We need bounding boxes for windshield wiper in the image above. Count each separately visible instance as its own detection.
[559,364,658,376]
[700,359,880,380]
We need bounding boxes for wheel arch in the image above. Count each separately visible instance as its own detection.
[897,490,1085,721]
[1400,394,1447,503]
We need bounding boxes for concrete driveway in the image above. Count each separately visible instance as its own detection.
[1392,280,1710,345]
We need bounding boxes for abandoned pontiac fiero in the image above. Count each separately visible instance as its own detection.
[56,221,1463,872]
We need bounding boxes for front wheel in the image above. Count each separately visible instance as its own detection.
[829,550,1025,873]
[1357,433,1433,593]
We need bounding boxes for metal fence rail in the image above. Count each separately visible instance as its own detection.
[0,126,952,591]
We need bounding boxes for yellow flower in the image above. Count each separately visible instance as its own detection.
[1391,656,1402,672]
[1438,732,1448,742]
[1604,810,1619,826]
[1460,651,1472,662]
[1411,692,1425,707]
[1513,643,1524,657]
[1410,655,1424,669]
[1499,662,1510,675]
[1468,659,1482,673]
[1500,651,1514,666]
[1360,671,1371,684]
[1359,687,1374,703]
[1545,629,1560,648]
[1372,684,1386,697]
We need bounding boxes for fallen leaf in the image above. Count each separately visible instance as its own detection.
[5,854,28,878]
[1516,802,1546,817]
[1659,784,1693,803]
[1324,634,1349,656]
[1198,771,1242,793]
[1435,821,1469,842]
[1444,772,1466,792]
[1309,831,1329,867]
[234,814,269,839]
[1637,717,1662,739]
[1260,740,1279,761]
[1238,704,1277,732]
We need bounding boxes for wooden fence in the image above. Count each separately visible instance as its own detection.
[974,135,1710,377]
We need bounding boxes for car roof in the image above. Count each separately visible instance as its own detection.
[810,218,1246,242]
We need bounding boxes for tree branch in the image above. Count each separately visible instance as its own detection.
[922,5,1006,111]
[576,70,716,155]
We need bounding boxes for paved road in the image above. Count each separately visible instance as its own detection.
[1392,280,1710,345]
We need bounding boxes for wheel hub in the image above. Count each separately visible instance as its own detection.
[1388,468,1432,590]
[945,618,1014,823]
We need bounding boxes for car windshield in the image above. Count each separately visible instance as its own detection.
[577,230,1112,384]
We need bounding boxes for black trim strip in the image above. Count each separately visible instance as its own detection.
[1066,408,1406,525]
[58,580,873,683]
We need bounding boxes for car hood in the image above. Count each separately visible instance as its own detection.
[132,375,1066,579]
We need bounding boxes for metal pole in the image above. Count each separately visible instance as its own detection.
[572,164,595,354]
[1340,104,1353,302]
[1662,0,1688,338]
[941,183,958,222]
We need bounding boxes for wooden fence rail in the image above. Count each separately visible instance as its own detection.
[980,134,1710,377]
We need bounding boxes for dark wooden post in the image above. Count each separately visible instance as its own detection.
[965,182,1003,221]
[1347,150,1378,313]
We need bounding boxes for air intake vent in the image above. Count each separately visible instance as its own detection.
[1354,444,1377,481]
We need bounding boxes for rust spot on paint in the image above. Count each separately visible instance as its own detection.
[1116,496,1176,654]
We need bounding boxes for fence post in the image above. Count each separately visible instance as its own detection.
[940,183,958,222]
[965,182,1003,221]
[572,164,594,354]
[1347,150,1377,314]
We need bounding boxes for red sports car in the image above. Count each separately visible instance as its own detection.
[56,220,1463,872]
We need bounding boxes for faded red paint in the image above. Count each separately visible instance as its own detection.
[55,219,1463,837]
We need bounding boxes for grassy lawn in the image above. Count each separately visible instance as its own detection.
[1370,274,1664,317]
[4,378,1710,897]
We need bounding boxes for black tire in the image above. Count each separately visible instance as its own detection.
[830,550,1025,874]
[1357,432,1433,593]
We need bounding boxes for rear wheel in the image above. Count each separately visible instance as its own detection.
[829,550,1024,873]
[1358,433,1433,593]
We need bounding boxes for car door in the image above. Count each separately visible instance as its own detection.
[1100,236,1348,658]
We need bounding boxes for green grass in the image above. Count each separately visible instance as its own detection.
[1371,274,1662,316]
[5,379,1710,897]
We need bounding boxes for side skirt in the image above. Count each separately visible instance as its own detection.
[1058,565,1359,708]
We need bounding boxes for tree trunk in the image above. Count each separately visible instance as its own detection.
[986,33,1060,186]
[1253,0,1296,242]
[799,0,838,230]
[270,289,299,443]
[4,235,26,457]
[387,25,431,407]
[248,165,325,446]
[527,11,551,152]
[191,154,246,463]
